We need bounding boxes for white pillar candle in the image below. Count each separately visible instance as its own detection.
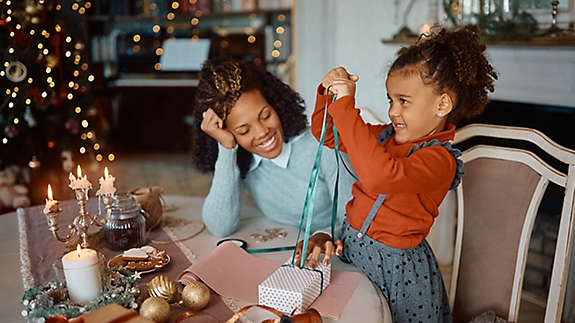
[61,245,102,304]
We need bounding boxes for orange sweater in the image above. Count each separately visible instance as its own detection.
[312,87,457,249]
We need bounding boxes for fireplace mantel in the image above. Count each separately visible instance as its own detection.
[488,46,575,108]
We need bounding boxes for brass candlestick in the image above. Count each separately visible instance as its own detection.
[43,180,111,248]
[545,0,562,36]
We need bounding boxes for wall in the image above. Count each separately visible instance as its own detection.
[294,0,432,122]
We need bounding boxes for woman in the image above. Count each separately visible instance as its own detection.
[190,58,354,240]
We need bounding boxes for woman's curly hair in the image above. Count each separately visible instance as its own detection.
[389,24,497,125]
[190,57,307,178]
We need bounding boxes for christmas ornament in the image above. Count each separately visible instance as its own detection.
[4,124,20,138]
[139,297,170,323]
[45,54,59,68]
[28,156,41,169]
[24,106,37,127]
[5,61,27,83]
[181,281,210,311]
[147,275,179,304]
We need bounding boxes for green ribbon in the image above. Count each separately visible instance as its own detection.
[291,93,340,268]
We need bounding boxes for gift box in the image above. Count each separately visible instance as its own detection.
[258,262,331,314]
[70,303,154,323]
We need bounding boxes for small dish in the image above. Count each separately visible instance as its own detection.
[108,251,170,274]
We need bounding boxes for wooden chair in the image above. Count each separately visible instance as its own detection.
[448,123,575,322]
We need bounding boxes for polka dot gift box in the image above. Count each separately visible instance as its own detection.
[258,261,331,314]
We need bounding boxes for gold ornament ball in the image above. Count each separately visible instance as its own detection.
[147,275,179,303]
[181,281,210,310]
[140,297,170,323]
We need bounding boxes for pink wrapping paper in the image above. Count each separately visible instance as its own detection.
[179,242,362,319]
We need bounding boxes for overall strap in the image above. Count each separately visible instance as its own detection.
[357,194,386,238]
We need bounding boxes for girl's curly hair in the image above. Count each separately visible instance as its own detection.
[190,57,307,178]
[389,24,497,125]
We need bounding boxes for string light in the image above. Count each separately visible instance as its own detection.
[0,71,4,76]
[46,67,52,73]
[65,51,71,57]
[9,32,15,37]
[272,50,280,58]
[67,93,73,100]
[13,118,19,124]
[276,26,285,34]
[8,102,14,108]
[154,63,162,70]
[37,43,44,49]
[25,99,31,104]
[8,48,14,54]
[79,7,86,14]
[167,12,175,20]
[155,48,163,56]
[81,120,88,128]
[247,35,256,43]
[2,138,7,144]
[65,36,72,43]
[153,25,161,33]
[133,34,141,42]
[87,132,93,139]
[273,40,282,48]
[29,30,35,35]
[79,147,86,154]
[191,18,199,25]
[75,106,81,113]
[108,154,115,161]
[81,133,87,140]
[85,2,92,9]
[73,70,80,77]
[93,143,100,150]
[68,81,74,88]
[10,92,16,98]
[171,2,179,9]
[96,154,103,161]
[27,78,33,83]
[55,24,61,32]
[72,3,79,10]
[88,75,95,82]
[46,76,53,83]
[43,49,49,55]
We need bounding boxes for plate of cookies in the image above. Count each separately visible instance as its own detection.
[108,245,170,274]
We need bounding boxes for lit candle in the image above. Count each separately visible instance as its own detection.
[69,165,92,190]
[43,184,59,214]
[96,167,116,196]
[61,245,102,304]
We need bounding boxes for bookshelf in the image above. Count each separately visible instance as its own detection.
[82,0,293,152]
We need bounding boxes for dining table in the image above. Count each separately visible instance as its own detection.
[0,195,392,323]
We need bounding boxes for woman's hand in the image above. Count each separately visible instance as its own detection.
[200,108,237,149]
[294,232,343,270]
[321,67,359,98]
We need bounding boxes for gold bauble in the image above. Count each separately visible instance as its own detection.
[147,275,179,303]
[181,281,210,310]
[140,297,170,323]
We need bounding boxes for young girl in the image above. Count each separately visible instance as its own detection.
[307,25,497,322]
[191,58,354,243]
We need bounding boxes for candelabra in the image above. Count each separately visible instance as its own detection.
[44,188,111,248]
[43,166,116,248]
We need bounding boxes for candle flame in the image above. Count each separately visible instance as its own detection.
[104,167,109,178]
[47,184,53,200]
[76,165,82,178]
[76,244,81,257]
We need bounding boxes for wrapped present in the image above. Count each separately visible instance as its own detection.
[258,262,331,314]
[69,303,154,323]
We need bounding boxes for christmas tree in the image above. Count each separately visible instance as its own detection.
[0,0,110,207]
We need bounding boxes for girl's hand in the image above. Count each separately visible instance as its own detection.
[321,67,359,98]
[200,108,236,149]
[294,232,343,270]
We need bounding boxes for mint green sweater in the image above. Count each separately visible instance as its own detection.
[202,129,355,237]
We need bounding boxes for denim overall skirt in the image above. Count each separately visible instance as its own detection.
[339,127,462,323]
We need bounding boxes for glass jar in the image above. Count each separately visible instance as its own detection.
[103,193,147,251]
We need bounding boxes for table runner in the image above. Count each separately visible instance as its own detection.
[17,200,233,322]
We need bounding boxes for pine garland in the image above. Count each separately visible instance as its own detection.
[21,266,140,320]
